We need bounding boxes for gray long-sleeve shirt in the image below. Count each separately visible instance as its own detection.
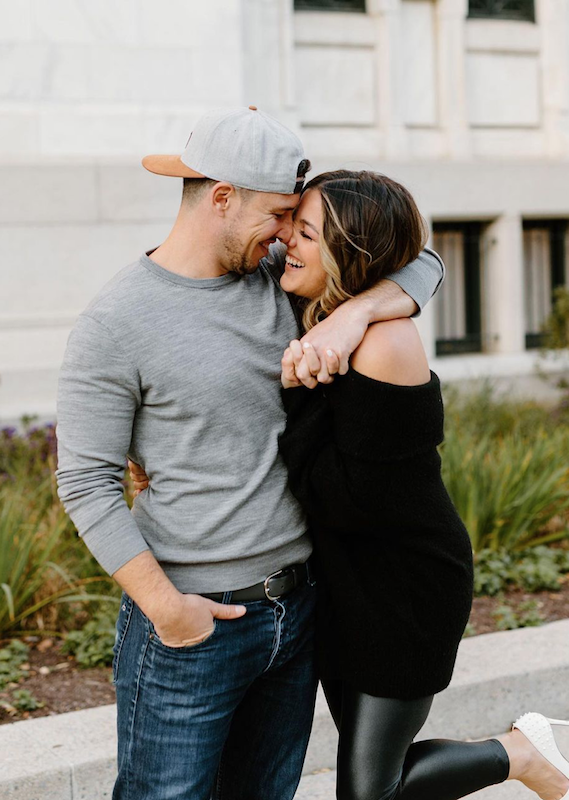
[56,245,444,594]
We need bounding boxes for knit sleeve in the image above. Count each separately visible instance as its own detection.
[278,369,445,529]
[55,314,150,575]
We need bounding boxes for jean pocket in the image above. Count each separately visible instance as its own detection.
[112,593,133,684]
[148,618,219,656]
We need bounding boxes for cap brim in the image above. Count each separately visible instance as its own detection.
[142,155,206,179]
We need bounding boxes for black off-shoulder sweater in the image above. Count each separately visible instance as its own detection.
[278,368,474,700]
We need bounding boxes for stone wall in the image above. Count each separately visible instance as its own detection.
[2,0,569,419]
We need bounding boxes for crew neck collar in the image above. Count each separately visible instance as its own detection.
[140,252,240,289]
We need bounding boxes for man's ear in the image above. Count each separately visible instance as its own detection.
[211,182,237,216]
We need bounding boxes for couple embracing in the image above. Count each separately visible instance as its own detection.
[56,106,569,800]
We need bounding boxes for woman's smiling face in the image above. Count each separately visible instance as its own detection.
[279,189,327,300]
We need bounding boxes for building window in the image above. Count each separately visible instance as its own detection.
[523,220,568,349]
[433,223,483,356]
[294,0,366,11]
[468,1,535,23]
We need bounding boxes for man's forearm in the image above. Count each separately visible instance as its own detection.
[113,550,183,624]
[348,278,418,325]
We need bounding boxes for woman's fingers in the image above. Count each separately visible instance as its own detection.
[302,342,321,376]
[289,339,304,370]
[315,349,339,385]
[326,348,340,373]
[289,340,319,389]
[281,348,301,387]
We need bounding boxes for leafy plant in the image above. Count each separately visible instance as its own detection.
[542,287,569,351]
[9,689,44,711]
[440,428,569,553]
[62,607,118,668]
[0,640,29,690]
[0,479,117,638]
[492,599,544,631]
[474,546,569,596]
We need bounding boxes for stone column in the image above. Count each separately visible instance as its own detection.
[435,0,471,159]
[483,215,526,355]
[540,0,569,158]
[367,0,409,159]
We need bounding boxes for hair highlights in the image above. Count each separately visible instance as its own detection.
[300,171,428,330]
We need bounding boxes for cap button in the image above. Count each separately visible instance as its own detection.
[248,105,258,111]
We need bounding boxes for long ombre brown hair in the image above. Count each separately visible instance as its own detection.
[300,170,428,331]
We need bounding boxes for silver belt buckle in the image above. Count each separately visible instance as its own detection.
[264,567,290,601]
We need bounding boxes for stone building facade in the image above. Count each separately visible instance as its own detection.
[1,0,569,419]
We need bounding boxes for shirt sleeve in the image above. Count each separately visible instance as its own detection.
[385,246,445,318]
[55,314,150,575]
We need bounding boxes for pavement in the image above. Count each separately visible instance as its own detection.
[1,618,569,799]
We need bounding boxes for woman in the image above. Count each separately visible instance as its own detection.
[276,169,569,800]
[131,170,569,800]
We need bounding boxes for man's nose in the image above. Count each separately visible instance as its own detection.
[278,218,294,245]
[281,223,296,247]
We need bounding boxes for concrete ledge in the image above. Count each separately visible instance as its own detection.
[1,619,568,799]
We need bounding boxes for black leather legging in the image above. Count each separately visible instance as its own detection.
[322,679,510,800]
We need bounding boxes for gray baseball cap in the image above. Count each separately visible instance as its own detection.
[142,105,308,194]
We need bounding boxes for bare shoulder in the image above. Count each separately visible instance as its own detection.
[350,319,431,386]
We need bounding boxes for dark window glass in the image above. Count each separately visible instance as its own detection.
[523,220,568,349]
[433,223,483,357]
[468,1,535,23]
[294,0,366,11]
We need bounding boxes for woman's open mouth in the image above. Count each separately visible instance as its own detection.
[285,254,306,269]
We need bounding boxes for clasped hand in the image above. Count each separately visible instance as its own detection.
[281,302,370,389]
[281,340,340,389]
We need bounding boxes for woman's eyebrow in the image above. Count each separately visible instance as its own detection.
[299,218,319,235]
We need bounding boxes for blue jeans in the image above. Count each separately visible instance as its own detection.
[111,575,317,800]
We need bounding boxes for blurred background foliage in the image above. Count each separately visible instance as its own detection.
[0,421,120,642]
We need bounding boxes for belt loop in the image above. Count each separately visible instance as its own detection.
[222,591,232,605]
[305,558,313,585]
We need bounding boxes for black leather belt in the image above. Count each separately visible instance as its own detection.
[200,560,312,603]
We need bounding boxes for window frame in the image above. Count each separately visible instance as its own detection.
[523,219,568,349]
[467,1,535,23]
[433,222,483,357]
[294,0,366,12]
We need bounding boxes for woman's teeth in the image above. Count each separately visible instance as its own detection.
[285,255,305,269]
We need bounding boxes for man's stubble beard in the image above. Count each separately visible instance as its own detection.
[220,224,259,277]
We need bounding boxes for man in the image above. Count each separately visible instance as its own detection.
[56,106,444,800]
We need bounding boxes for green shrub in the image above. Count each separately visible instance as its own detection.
[542,287,569,351]
[0,422,122,638]
[492,599,544,631]
[443,382,566,440]
[0,479,118,638]
[440,428,569,553]
[474,545,569,596]
[62,607,118,668]
[0,640,29,690]
[9,689,44,711]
